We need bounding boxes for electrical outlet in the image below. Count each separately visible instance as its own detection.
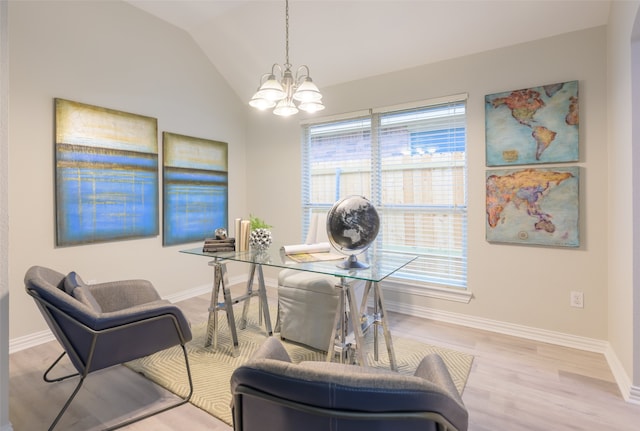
[570,291,584,308]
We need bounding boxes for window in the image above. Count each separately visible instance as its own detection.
[302,95,467,290]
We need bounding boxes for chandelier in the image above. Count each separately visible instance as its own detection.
[249,0,324,116]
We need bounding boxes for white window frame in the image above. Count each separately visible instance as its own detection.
[301,94,472,303]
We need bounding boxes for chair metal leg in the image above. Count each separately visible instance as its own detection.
[48,374,86,431]
[43,351,84,430]
[46,345,194,431]
[43,351,80,383]
[103,343,194,431]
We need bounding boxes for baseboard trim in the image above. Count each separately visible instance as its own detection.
[164,282,212,303]
[163,275,276,303]
[9,328,54,354]
[629,384,640,405]
[384,297,609,353]
[383,297,640,403]
[604,343,639,403]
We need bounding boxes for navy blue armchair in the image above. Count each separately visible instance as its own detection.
[231,336,468,431]
[24,265,193,430]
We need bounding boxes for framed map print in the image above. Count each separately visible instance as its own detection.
[55,98,159,246]
[486,166,579,247]
[163,132,228,246]
[485,80,579,166]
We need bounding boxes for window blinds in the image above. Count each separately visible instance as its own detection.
[302,96,467,289]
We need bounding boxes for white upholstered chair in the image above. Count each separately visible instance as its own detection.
[278,213,363,351]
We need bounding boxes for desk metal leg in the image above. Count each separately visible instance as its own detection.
[326,279,347,364]
[359,281,374,356]
[346,282,367,367]
[240,264,257,330]
[374,281,397,371]
[221,263,239,353]
[240,263,272,336]
[206,261,239,356]
[205,259,272,355]
[205,263,221,349]
[327,278,396,370]
[256,264,273,336]
[326,278,367,367]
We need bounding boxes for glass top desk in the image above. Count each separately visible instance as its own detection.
[181,246,416,370]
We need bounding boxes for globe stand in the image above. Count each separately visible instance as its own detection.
[337,253,369,270]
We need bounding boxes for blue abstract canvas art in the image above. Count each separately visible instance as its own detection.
[55,99,159,246]
[162,132,228,246]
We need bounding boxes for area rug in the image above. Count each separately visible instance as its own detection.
[126,303,474,426]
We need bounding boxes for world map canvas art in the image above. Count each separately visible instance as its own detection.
[486,166,579,247]
[485,80,579,166]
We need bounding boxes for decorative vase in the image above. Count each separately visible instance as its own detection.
[249,228,272,251]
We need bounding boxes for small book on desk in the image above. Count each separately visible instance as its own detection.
[203,237,236,253]
[282,242,343,263]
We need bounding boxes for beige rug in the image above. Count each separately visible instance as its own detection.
[126,303,473,426]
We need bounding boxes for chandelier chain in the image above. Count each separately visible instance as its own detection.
[285,0,290,67]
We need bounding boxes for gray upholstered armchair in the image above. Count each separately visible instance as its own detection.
[24,265,193,431]
[230,337,468,431]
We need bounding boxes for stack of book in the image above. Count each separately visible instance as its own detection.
[202,237,236,253]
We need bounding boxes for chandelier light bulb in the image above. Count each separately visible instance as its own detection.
[249,94,276,110]
[255,74,286,101]
[293,77,322,103]
[299,100,325,113]
[273,98,299,117]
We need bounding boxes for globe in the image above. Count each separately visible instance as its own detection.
[326,195,380,269]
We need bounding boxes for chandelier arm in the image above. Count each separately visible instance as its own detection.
[295,65,311,83]
[270,63,283,78]
[258,72,271,86]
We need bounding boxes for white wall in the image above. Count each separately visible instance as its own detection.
[607,0,640,390]
[248,27,609,340]
[7,1,248,340]
[1,0,11,428]
[634,9,640,393]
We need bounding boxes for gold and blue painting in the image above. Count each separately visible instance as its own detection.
[486,166,579,247]
[163,132,228,246]
[55,99,159,246]
[485,80,579,166]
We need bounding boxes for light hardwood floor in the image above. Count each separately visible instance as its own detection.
[9,287,640,430]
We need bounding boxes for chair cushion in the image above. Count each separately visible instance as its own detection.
[63,271,86,294]
[278,269,336,295]
[72,285,103,313]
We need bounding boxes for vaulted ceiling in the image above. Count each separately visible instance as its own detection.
[126,0,611,103]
